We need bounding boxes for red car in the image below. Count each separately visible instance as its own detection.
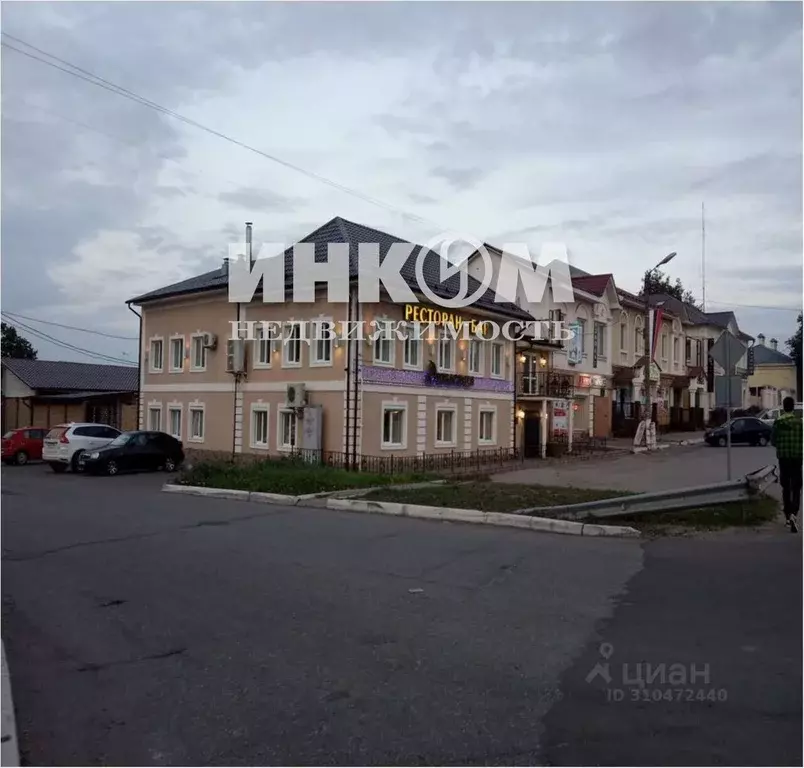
[2,427,47,465]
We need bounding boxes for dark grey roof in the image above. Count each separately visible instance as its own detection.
[130,216,532,320]
[704,311,736,329]
[754,344,794,366]
[2,358,138,392]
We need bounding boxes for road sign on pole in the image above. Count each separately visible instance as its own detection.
[709,330,746,375]
[708,330,746,481]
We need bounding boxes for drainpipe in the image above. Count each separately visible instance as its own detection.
[344,286,353,470]
[126,301,142,429]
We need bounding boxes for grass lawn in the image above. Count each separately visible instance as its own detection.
[177,458,433,495]
[606,495,780,535]
[361,481,628,513]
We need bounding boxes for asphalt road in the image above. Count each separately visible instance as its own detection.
[2,463,801,766]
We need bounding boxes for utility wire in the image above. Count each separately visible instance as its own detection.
[1,34,442,230]
[2,310,138,340]
[2,314,137,366]
[705,300,802,312]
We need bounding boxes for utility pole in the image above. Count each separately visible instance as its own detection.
[726,338,732,480]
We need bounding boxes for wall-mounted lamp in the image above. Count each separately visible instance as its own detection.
[516,409,526,420]
[519,354,527,364]
[539,356,547,367]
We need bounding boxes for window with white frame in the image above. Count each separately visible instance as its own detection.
[661,333,668,359]
[620,322,627,352]
[373,319,393,365]
[478,408,496,444]
[256,323,272,367]
[381,403,406,448]
[251,405,269,448]
[577,319,587,355]
[283,323,302,366]
[403,324,421,368]
[149,339,164,372]
[278,409,298,449]
[189,405,205,441]
[437,337,454,372]
[469,339,483,375]
[311,320,333,365]
[148,406,162,431]
[490,342,504,377]
[190,335,206,370]
[435,406,456,446]
[594,322,606,358]
[169,337,184,372]
[168,406,182,440]
[673,337,679,365]
[636,326,643,355]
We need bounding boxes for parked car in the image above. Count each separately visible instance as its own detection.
[42,423,121,473]
[759,404,803,426]
[705,417,772,447]
[81,431,184,475]
[1,427,47,465]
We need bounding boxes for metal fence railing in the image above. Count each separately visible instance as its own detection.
[273,446,523,476]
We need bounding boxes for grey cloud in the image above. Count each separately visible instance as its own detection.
[218,186,302,212]
[430,165,486,189]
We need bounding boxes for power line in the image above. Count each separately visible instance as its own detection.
[1,34,443,231]
[706,300,802,312]
[2,310,138,340]
[2,314,137,366]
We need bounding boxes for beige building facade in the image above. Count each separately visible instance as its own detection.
[131,217,529,461]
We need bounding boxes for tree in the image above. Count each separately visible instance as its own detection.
[640,270,699,306]
[1,322,37,360]
[788,313,802,395]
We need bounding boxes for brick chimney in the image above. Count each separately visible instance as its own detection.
[770,338,778,351]
[757,333,766,345]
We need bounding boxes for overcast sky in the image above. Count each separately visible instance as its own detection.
[2,1,802,364]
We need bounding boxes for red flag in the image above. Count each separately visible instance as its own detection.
[651,308,664,362]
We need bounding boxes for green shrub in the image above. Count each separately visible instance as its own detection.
[176,458,431,495]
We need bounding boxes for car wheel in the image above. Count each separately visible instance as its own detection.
[15,450,28,466]
[49,462,67,473]
[758,435,769,447]
[163,456,177,472]
[106,460,119,476]
[718,436,727,447]
[71,450,85,473]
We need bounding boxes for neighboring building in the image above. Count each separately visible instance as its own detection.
[648,296,753,416]
[129,217,533,462]
[611,289,689,432]
[748,334,798,408]
[467,248,619,440]
[1,358,138,432]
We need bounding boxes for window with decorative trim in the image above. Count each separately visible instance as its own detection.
[251,404,270,449]
[373,319,394,365]
[283,323,302,367]
[436,338,454,372]
[469,339,483,375]
[381,403,406,449]
[148,406,162,431]
[190,335,207,371]
[435,405,457,447]
[169,337,184,372]
[277,408,298,450]
[478,408,496,444]
[189,405,205,442]
[490,343,504,378]
[149,338,164,373]
[168,406,182,440]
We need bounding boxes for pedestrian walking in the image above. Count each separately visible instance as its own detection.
[771,396,803,532]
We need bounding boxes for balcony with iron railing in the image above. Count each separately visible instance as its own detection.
[517,370,574,398]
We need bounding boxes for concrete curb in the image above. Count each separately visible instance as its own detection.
[323,498,640,538]
[162,479,448,505]
[631,438,705,453]
[2,642,20,767]
[161,483,639,537]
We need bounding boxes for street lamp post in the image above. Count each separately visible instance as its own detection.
[642,252,676,448]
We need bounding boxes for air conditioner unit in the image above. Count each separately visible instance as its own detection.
[286,383,307,408]
[226,339,247,374]
[203,332,218,350]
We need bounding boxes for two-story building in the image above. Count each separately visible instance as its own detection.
[748,334,798,408]
[129,217,533,465]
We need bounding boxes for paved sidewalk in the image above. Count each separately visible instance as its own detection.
[494,444,778,495]
[606,431,707,451]
[2,641,19,767]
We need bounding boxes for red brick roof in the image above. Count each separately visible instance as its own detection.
[571,273,614,297]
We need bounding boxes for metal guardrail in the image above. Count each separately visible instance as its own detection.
[514,464,778,520]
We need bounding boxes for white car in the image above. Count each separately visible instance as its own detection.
[759,404,803,426]
[42,422,122,473]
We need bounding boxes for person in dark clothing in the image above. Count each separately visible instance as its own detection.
[772,397,803,532]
